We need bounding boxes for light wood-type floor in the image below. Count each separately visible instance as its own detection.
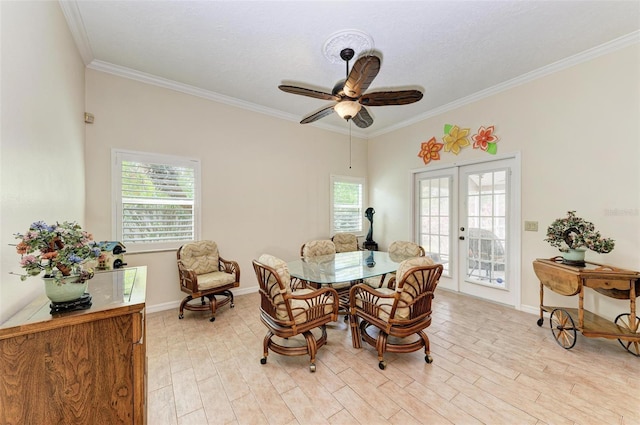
[146,289,640,425]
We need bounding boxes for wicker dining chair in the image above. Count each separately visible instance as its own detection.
[364,240,426,289]
[349,256,443,370]
[253,254,339,372]
[300,239,354,314]
[176,240,240,322]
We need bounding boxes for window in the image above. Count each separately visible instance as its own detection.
[417,175,452,275]
[113,150,200,253]
[330,175,365,235]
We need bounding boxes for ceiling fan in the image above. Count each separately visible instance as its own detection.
[278,48,423,129]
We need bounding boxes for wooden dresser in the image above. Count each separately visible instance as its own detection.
[0,267,147,424]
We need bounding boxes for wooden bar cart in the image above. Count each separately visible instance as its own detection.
[533,257,640,356]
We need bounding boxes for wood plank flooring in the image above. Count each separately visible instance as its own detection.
[146,289,640,425]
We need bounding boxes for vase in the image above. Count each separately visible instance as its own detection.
[43,275,88,303]
[561,248,586,267]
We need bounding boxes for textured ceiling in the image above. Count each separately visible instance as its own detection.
[62,1,640,137]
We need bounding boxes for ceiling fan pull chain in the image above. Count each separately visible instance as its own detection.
[349,121,352,169]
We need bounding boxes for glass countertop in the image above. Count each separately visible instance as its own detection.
[0,266,146,332]
[287,251,401,284]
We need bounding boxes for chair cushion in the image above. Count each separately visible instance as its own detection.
[302,240,336,257]
[180,241,220,275]
[388,241,423,262]
[258,254,292,291]
[333,233,358,253]
[395,256,435,288]
[197,271,237,290]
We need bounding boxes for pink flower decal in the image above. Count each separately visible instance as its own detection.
[472,125,499,154]
[418,137,444,165]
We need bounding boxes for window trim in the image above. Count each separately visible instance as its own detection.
[112,149,201,253]
[330,174,366,237]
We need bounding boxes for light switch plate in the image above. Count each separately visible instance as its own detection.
[524,221,538,232]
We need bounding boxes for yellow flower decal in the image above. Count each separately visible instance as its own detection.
[418,137,443,165]
[443,125,470,155]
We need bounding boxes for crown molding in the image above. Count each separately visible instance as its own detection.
[58,0,93,65]
[369,31,640,138]
[87,60,368,137]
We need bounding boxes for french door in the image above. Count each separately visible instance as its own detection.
[413,157,520,307]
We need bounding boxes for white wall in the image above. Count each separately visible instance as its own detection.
[0,2,86,322]
[84,70,367,310]
[368,44,640,318]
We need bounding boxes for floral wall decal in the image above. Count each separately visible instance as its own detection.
[417,137,444,164]
[472,125,499,154]
[443,124,470,155]
[417,124,502,166]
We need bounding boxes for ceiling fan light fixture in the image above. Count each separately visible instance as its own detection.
[334,101,361,121]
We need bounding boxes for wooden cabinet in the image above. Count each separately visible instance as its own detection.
[0,267,147,424]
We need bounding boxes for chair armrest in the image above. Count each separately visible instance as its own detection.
[219,256,241,282]
[349,283,396,308]
[177,262,198,292]
[287,287,340,314]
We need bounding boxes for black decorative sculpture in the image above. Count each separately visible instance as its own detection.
[363,207,378,251]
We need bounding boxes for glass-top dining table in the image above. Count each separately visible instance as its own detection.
[287,250,401,285]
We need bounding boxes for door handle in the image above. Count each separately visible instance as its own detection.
[459,227,465,231]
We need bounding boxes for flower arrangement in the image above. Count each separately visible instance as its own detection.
[15,221,100,282]
[545,211,615,254]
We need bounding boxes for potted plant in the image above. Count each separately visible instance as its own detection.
[544,211,615,265]
[14,221,101,302]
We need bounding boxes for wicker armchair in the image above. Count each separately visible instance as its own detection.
[331,233,360,253]
[176,241,240,322]
[349,256,443,370]
[253,254,339,372]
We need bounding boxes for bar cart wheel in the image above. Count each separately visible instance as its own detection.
[614,313,640,356]
[550,308,577,349]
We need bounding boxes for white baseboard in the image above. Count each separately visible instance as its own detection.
[145,286,258,313]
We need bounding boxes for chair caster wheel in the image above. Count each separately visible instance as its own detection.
[260,357,267,365]
[378,361,386,370]
[425,355,433,364]
[178,314,184,319]
[209,317,216,322]
[309,363,316,372]
[536,318,544,327]
[230,303,235,308]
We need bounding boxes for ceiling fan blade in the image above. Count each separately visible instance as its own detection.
[351,106,373,129]
[359,90,423,106]
[279,85,340,101]
[300,104,336,124]
[343,55,381,98]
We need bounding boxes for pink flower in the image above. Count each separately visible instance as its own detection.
[472,126,499,151]
[19,255,38,266]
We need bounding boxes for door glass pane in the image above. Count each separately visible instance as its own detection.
[418,177,451,275]
[466,170,507,288]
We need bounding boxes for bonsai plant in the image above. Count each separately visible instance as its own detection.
[544,211,614,265]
